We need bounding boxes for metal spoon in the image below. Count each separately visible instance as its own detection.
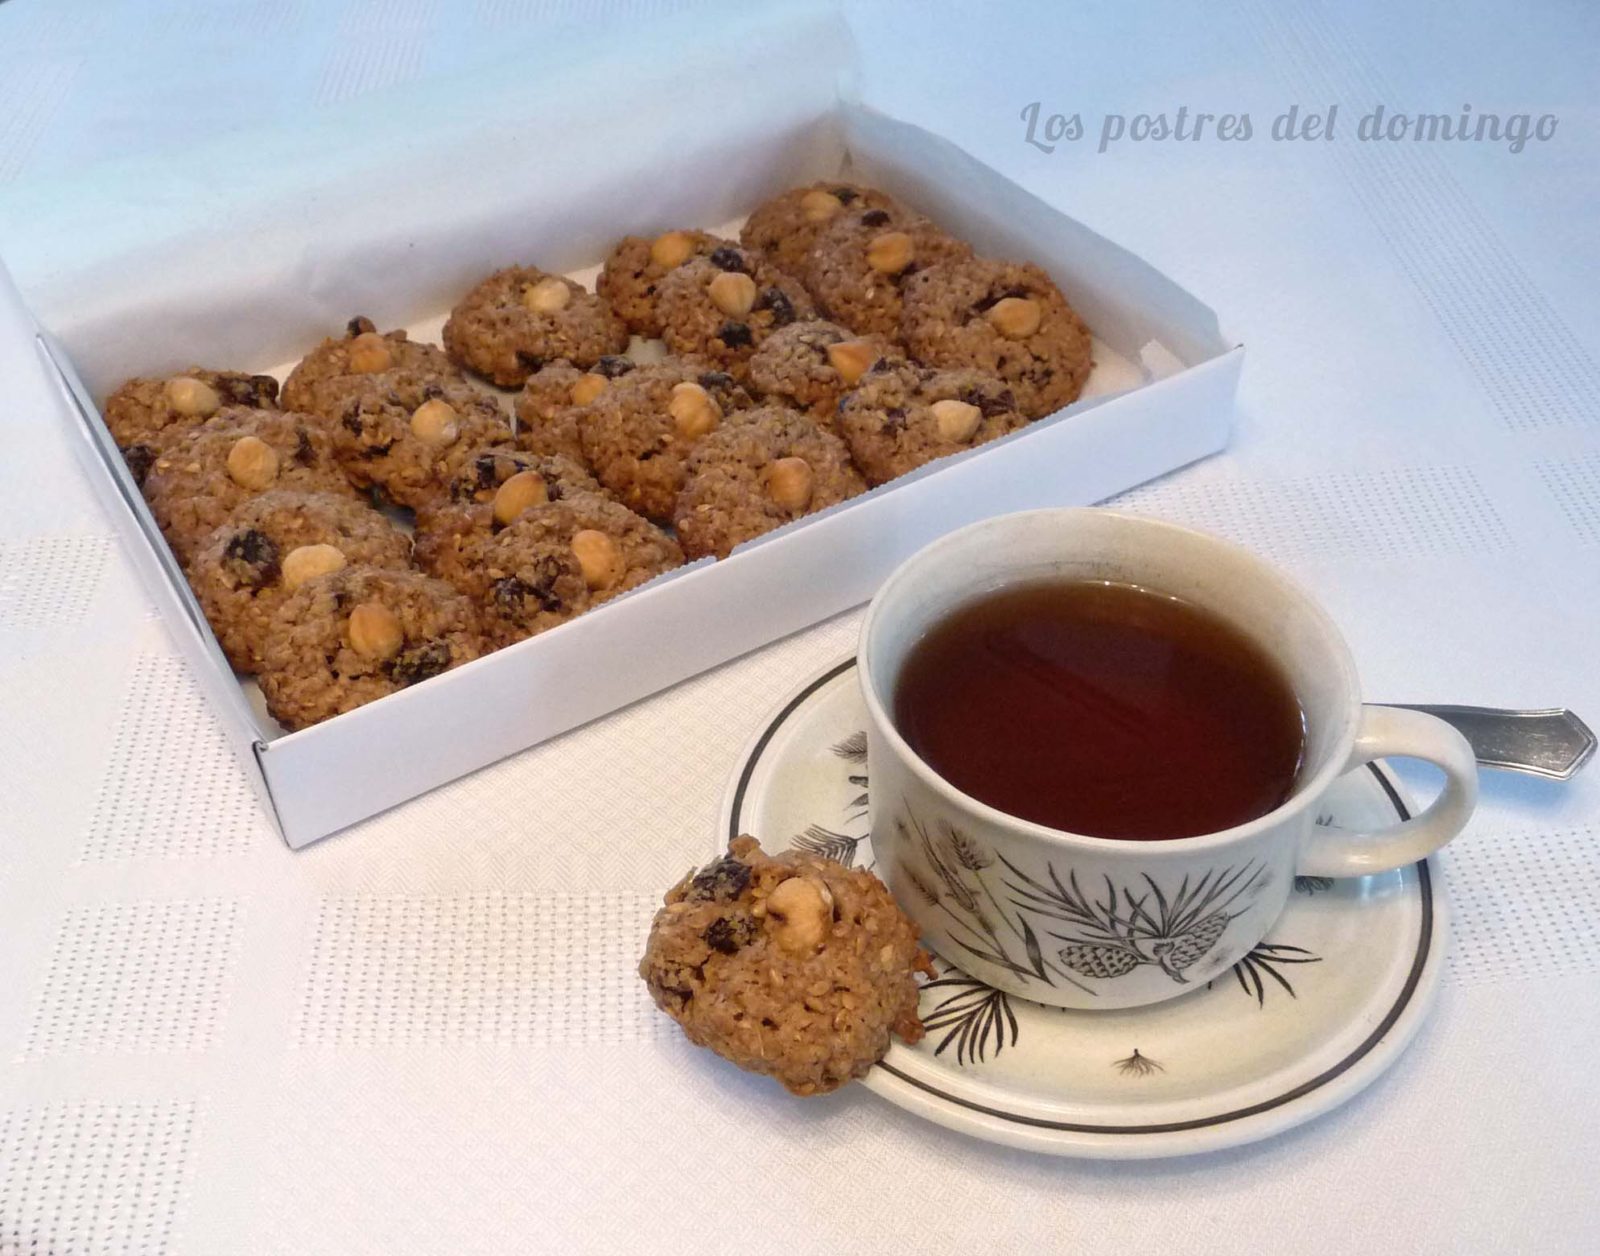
[1384,705,1595,780]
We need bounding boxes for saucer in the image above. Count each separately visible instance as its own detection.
[718,658,1448,1159]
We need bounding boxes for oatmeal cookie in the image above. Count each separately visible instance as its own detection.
[900,257,1092,418]
[673,405,866,560]
[412,446,601,596]
[443,267,628,387]
[803,203,972,337]
[142,407,355,566]
[578,361,755,522]
[327,370,511,510]
[597,230,727,337]
[281,317,457,416]
[190,490,412,673]
[746,320,893,429]
[639,835,934,1096]
[655,245,813,380]
[103,369,280,467]
[477,493,682,647]
[257,565,483,730]
[836,362,1026,485]
[740,183,900,278]
[513,355,636,463]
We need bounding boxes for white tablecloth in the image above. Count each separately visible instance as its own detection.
[1,1,1597,1252]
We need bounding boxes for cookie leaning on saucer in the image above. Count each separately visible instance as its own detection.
[640,834,935,1096]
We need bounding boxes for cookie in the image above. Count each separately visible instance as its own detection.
[673,405,866,560]
[655,245,814,380]
[578,361,756,522]
[803,204,972,337]
[281,317,458,416]
[836,362,1027,485]
[103,369,280,469]
[257,565,484,730]
[746,320,893,429]
[190,490,412,673]
[142,407,356,566]
[639,835,934,1096]
[442,267,628,388]
[900,257,1092,418]
[477,493,683,647]
[597,230,727,337]
[412,446,602,596]
[740,183,901,278]
[327,370,512,510]
[513,355,636,463]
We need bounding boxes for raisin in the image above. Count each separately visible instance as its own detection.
[594,355,635,378]
[347,315,376,337]
[882,406,908,434]
[755,288,796,326]
[341,410,365,436]
[859,209,891,227]
[220,528,281,589]
[702,915,758,955]
[472,454,501,491]
[123,444,156,487]
[389,640,451,686]
[422,382,446,400]
[218,374,280,409]
[358,441,394,459]
[869,356,895,374]
[492,563,563,616]
[687,855,751,902]
[972,285,1033,315]
[708,246,749,273]
[516,351,546,373]
[293,428,316,465]
[833,186,859,203]
[717,322,753,349]
[960,386,1016,418]
[696,371,735,392]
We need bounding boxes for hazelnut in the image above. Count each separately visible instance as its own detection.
[569,374,608,406]
[986,296,1043,339]
[931,399,982,444]
[825,339,879,386]
[800,189,845,223]
[409,398,460,445]
[492,470,549,525]
[707,271,757,319]
[163,375,221,418]
[649,231,696,269]
[764,456,814,513]
[571,529,623,590]
[280,543,347,590]
[522,277,572,314]
[225,435,280,489]
[865,231,914,274]
[765,876,831,953]
[667,381,722,440]
[347,601,404,661]
[346,332,393,374]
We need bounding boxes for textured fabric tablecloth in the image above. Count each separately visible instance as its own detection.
[0,1,1597,1252]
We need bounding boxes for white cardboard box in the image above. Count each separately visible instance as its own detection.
[6,6,1239,847]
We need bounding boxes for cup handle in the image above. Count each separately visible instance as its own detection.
[1298,705,1479,878]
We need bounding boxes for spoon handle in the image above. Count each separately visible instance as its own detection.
[1382,705,1596,781]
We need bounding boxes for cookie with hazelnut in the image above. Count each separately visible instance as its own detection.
[746,320,893,431]
[103,369,280,475]
[597,230,728,337]
[577,360,755,522]
[257,565,483,730]
[836,362,1026,486]
[476,492,683,647]
[282,316,458,417]
[740,183,901,278]
[189,491,412,673]
[673,405,866,560]
[802,204,971,337]
[142,407,357,566]
[900,257,1092,419]
[639,835,934,1096]
[513,355,637,464]
[443,267,628,388]
[654,244,813,381]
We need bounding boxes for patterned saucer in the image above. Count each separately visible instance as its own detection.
[719,658,1448,1159]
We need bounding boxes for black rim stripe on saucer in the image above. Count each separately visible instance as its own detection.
[727,656,1435,1138]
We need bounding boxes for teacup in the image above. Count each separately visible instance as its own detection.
[859,507,1477,1010]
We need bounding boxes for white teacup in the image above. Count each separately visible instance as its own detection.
[859,507,1477,1011]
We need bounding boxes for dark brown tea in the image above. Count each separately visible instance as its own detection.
[892,581,1305,840]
